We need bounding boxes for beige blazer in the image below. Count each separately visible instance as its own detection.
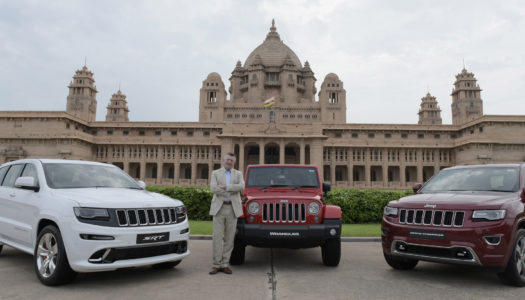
[209,167,244,218]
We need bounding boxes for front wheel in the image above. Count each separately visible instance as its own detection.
[34,225,77,286]
[498,229,525,287]
[321,238,341,266]
[383,253,418,270]
[0,244,3,255]
[152,260,181,269]
[230,240,245,265]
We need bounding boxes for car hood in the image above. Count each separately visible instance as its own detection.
[50,188,183,208]
[390,192,518,210]
[247,191,321,202]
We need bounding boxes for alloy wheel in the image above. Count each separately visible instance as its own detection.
[36,233,58,278]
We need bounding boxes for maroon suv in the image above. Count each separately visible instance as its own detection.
[382,164,525,286]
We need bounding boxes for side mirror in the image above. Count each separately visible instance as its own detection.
[412,183,423,194]
[521,188,525,203]
[322,182,331,196]
[137,180,146,190]
[15,177,39,192]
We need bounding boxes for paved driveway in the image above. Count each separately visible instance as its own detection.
[0,241,521,300]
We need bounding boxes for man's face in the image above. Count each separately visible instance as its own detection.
[223,156,235,170]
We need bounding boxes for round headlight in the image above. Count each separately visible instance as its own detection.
[248,202,260,214]
[308,202,321,215]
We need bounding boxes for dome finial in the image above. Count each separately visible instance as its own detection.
[270,19,276,32]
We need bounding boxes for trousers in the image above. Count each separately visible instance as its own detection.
[212,203,238,268]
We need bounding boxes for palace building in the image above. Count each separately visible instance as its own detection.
[1,21,525,189]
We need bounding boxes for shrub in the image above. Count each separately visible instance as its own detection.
[147,186,412,223]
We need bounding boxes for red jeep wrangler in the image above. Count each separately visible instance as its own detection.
[230,164,342,266]
[382,164,525,286]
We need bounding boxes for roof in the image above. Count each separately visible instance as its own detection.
[244,20,302,68]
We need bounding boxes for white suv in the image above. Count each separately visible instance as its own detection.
[0,159,190,285]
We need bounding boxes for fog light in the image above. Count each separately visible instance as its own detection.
[483,236,501,245]
[314,216,319,223]
[397,243,407,251]
[80,234,115,240]
[249,216,255,223]
[456,250,467,258]
[329,229,337,236]
[180,228,189,234]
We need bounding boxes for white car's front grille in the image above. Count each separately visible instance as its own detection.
[116,208,179,226]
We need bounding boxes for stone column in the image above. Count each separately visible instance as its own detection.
[364,148,371,187]
[330,147,336,184]
[239,141,245,173]
[400,148,406,187]
[156,162,163,185]
[382,148,388,187]
[417,149,423,183]
[174,146,180,185]
[299,141,305,165]
[191,146,197,185]
[347,160,353,187]
[259,142,265,164]
[310,140,324,180]
[279,141,285,164]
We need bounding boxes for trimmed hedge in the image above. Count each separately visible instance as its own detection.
[147,186,412,224]
[325,188,413,223]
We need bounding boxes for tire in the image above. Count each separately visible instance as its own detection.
[498,229,525,287]
[34,225,77,286]
[321,238,341,267]
[383,253,418,270]
[0,244,3,255]
[229,241,245,265]
[152,260,181,269]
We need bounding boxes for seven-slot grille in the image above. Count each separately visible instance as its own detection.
[116,207,180,227]
[262,202,306,223]
[399,209,465,227]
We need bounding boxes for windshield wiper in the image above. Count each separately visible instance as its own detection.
[292,185,318,190]
[259,184,290,191]
[481,189,514,193]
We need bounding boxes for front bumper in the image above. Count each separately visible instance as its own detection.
[236,218,341,248]
[381,217,513,268]
[60,216,190,272]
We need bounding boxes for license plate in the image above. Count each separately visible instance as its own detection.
[409,229,445,240]
[268,232,300,238]
[136,232,170,244]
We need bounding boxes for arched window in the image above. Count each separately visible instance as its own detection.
[269,111,275,122]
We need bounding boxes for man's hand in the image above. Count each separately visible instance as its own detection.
[218,184,226,190]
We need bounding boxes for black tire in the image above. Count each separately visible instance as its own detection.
[498,229,525,287]
[152,260,182,269]
[321,238,341,267]
[0,244,3,255]
[229,241,245,265]
[383,253,418,270]
[34,225,77,286]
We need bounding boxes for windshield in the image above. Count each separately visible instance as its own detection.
[246,166,319,188]
[420,167,520,193]
[43,163,141,189]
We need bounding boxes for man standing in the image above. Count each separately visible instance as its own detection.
[209,152,244,275]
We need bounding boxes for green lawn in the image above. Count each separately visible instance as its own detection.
[189,220,380,237]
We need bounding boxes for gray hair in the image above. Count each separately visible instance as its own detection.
[223,152,236,161]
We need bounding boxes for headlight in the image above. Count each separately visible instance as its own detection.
[308,202,321,215]
[472,210,506,221]
[73,207,109,220]
[383,206,398,217]
[248,202,260,214]
[176,205,187,215]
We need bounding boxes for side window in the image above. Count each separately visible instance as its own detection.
[0,166,9,185]
[21,164,39,185]
[2,164,24,187]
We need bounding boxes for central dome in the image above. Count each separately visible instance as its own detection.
[244,20,302,68]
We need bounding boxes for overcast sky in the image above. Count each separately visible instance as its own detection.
[1,0,524,124]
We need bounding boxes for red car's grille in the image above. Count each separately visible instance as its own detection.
[399,209,465,227]
[262,202,306,223]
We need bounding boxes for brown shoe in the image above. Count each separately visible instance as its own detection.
[222,267,233,274]
[209,267,220,275]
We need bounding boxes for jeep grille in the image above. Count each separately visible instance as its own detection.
[262,202,306,223]
[116,207,183,226]
[399,209,465,227]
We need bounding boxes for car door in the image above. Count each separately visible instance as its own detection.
[7,163,41,248]
[0,164,24,244]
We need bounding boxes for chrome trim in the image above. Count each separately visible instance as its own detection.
[399,209,465,228]
[483,236,502,246]
[116,207,180,227]
[390,240,482,266]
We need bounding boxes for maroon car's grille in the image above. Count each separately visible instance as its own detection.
[262,202,306,223]
[399,209,465,227]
